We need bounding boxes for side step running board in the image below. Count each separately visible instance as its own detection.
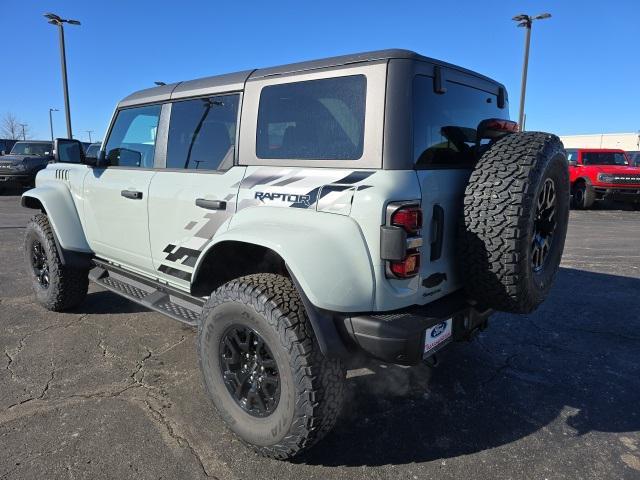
[89,261,204,327]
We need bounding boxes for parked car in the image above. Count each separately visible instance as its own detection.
[0,140,53,190]
[84,142,102,158]
[0,138,18,155]
[20,49,570,459]
[566,148,640,208]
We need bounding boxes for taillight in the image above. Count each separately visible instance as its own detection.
[390,250,420,277]
[477,118,519,139]
[391,206,423,235]
[383,203,423,279]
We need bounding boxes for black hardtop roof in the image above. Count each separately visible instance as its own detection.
[13,140,52,144]
[119,49,503,107]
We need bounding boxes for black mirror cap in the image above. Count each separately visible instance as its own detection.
[54,138,86,164]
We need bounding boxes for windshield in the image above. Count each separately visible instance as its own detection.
[10,142,52,156]
[582,152,628,166]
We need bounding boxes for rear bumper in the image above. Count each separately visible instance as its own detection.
[337,291,491,365]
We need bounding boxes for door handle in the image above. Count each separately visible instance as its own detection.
[121,190,143,200]
[195,198,227,210]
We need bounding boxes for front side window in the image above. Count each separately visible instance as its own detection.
[582,152,628,166]
[413,76,504,168]
[105,104,161,168]
[256,75,366,160]
[166,95,239,170]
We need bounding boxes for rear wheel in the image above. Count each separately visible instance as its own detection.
[24,214,89,311]
[458,132,570,313]
[197,273,345,459]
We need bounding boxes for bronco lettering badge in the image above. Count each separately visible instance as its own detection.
[255,191,311,205]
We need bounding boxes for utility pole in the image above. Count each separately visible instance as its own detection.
[512,13,551,130]
[44,13,81,139]
[86,130,94,143]
[19,123,27,140]
[49,108,59,143]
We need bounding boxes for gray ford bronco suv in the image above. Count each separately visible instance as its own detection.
[21,49,569,459]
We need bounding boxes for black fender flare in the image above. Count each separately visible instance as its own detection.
[286,265,349,359]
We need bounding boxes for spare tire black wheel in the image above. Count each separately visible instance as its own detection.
[459,132,570,314]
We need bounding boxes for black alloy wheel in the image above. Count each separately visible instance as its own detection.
[219,325,280,417]
[531,178,557,272]
[30,239,50,288]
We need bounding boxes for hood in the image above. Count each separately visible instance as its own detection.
[0,154,47,164]
[589,165,640,174]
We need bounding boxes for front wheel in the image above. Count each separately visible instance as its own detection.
[197,273,345,459]
[572,181,595,209]
[24,214,89,311]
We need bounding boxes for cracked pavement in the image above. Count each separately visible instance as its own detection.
[1,192,639,479]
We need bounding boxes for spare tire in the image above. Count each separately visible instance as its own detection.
[458,132,569,314]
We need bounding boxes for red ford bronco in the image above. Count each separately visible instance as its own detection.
[567,148,640,209]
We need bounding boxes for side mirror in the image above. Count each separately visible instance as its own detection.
[0,150,5,156]
[476,118,519,140]
[54,138,85,164]
[568,160,578,167]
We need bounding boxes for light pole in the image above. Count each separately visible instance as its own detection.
[19,123,27,140]
[44,13,80,139]
[86,130,94,143]
[49,108,59,143]
[513,13,551,130]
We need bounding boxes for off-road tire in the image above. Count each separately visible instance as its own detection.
[24,214,89,311]
[458,132,570,313]
[197,273,345,460]
[572,180,595,209]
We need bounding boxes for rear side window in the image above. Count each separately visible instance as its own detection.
[256,75,366,160]
[413,76,503,168]
[105,105,161,168]
[167,94,239,170]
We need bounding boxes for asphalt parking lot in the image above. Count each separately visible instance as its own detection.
[1,191,639,479]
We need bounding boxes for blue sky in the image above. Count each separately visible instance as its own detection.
[1,0,638,142]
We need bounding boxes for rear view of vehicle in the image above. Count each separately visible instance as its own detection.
[20,50,570,460]
[567,148,640,208]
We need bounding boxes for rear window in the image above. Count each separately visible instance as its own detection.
[413,76,504,168]
[256,75,366,160]
[582,152,628,166]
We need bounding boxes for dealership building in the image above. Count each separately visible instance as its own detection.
[560,132,640,151]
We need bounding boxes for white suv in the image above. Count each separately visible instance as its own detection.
[21,49,570,459]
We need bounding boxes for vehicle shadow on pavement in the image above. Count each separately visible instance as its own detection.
[297,267,640,467]
[71,289,151,315]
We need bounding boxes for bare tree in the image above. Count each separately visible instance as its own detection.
[1,113,30,140]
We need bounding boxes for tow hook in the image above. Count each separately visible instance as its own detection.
[465,319,489,342]
[423,354,439,367]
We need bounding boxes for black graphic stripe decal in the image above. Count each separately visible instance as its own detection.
[165,246,201,266]
[158,265,192,281]
[288,171,374,208]
[240,173,286,189]
[332,171,374,185]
